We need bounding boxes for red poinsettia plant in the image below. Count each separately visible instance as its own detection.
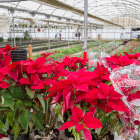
[1,44,140,140]
[0,46,59,139]
[0,45,18,68]
[44,51,140,139]
[44,62,129,139]
[38,28,41,32]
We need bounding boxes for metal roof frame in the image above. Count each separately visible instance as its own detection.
[33,0,124,28]
[0,4,103,28]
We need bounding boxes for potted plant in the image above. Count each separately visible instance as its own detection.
[0,51,60,140]
[0,45,18,68]
[38,28,41,32]
[42,55,133,140]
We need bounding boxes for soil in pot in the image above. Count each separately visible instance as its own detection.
[64,129,74,139]
[8,132,29,140]
[92,130,114,140]
[34,129,59,140]
[51,129,59,140]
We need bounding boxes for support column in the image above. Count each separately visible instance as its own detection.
[83,0,88,57]
[10,24,12,46]
[81,25,83,45]
[101,28,103,41]
[68,23,69,46]
[55,25,57,41]
[48,21,50,50]
[65,25,66,41]
[34,25,36,40]
[13,18,16,47]
[45,26,46,41]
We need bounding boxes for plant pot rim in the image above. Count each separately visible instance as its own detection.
[11,49,27,52]
[7,132,29,137]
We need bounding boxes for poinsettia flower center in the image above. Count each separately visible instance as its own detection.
[78,120,84,124]
[106,96,110,99]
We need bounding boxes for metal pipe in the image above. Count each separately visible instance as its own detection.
[10,25,12,46]
[65,25,66,41]
[84,0,88,52]
[48,21,50,50]
[44,26,46,41]
[13,17,16,47]
[81,25,82,45]
[55,25,57,41]
[68,23,69,46]
[34,25,36,40]
[90,25,92,39]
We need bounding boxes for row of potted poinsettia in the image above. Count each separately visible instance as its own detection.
[0,45,140,140]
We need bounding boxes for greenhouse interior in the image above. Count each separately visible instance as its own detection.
[1,0,140,140]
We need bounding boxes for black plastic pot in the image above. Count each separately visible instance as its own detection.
[11,49,27,62]
[122,41,128,45]
[8,133,29,140]
[51,129,59,140]
[64,129,74,139]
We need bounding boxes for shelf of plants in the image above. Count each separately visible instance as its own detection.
[0,43,140,140]
[33,41,122,61]
[0,39,64,47]
[33,40,102,60]
[115,42,140,56]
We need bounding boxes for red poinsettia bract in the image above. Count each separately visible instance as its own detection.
[105,55,134,70]
[93,63,110,81]
[86,83,128,112]
[59,107,102,140]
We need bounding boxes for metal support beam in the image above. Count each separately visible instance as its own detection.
[48,21,50,50]
[65,25,66,41]
[81,25,82,45]
[55,25,57,41]
[34,0,124,28]
[13,17,16,47]
[44,26,46,41]
[10,26,12,45]
[84,0,88,52]
[0,5,103,28]
[68,23,69,46]
[34,26,36,39]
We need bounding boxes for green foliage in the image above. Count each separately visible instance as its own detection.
[7,37,12,42]
[1,93,14,110]
[13,125,19,140]
[10,86,24,99]
[115,43,140,56]
[37,94,45,110]
[33,113,44,130]
[24,31,31,40]
[19,110,32,133]
[25,86,35,99]
[0,37,4,42]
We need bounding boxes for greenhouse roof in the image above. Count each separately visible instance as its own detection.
[0,0,139,28]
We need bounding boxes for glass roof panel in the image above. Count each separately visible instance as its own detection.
[17,1,40,11]
[0,0,140,27]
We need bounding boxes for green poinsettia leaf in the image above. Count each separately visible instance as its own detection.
[37,94,45,110]
[33,113,44,130]
[13,125,19,140]
[19,110,32,133]
[100,114,109,125]
[2,93,14,110]
[25,86,35,99]
[10,86,24,99]
[7,112,13,127]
